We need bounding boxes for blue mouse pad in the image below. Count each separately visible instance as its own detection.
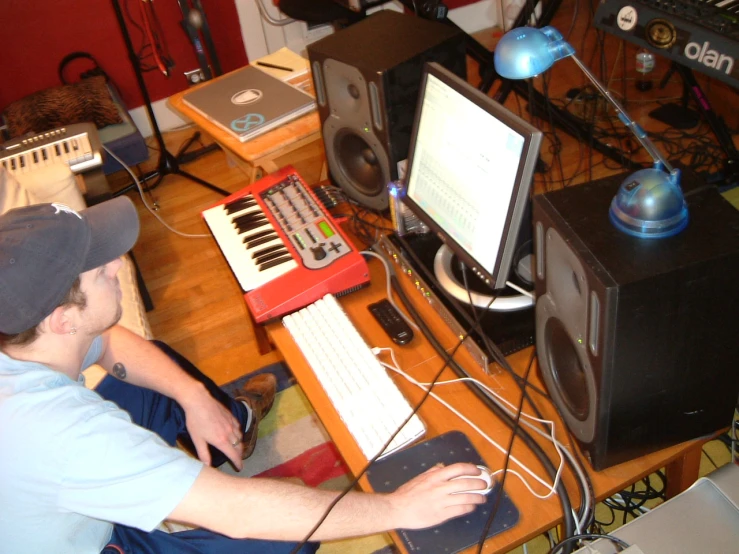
[366,431,519,553]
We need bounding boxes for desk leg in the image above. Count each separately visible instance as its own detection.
[223,148,260,184]
[257,159,279,177]
[665,445,703,498]
[249,310,274,355]
[243,162,260,184]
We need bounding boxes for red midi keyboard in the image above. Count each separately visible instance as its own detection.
[202,166,370,322]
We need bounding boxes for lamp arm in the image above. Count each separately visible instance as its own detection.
[570,55,674,173]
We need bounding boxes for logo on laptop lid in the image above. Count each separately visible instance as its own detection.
[231,89,263,105]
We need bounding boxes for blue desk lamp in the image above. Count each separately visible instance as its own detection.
[494,27,688,239]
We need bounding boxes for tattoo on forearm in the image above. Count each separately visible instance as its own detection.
[112,362,127,380]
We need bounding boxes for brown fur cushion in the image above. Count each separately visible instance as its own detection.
[3,76,123,138]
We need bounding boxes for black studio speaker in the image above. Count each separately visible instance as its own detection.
[533,172,739,470]
[307,10,466,210]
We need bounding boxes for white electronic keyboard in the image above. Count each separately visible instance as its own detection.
[283,294,426,460]
[0,123,103,176]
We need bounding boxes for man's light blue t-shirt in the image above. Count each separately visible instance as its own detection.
[0,337,204,554]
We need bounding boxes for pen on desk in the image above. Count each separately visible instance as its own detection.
[256,61,293,72]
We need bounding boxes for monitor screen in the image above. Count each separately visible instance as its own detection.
[402,62,543,295]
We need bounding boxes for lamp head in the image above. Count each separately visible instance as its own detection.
[609,166,689,238]
[494,26,575,80]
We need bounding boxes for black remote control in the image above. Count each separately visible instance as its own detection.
[368,299,414,345]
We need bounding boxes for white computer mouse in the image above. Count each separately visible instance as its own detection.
[451,465,494,495]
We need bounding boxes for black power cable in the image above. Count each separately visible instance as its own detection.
[548,532,631,554]
[359,211,591,546]
[287,209,587,552]
[388,273,577,552]
[598,471,666,527]
[475,349,536,553]
[452,245,595,533]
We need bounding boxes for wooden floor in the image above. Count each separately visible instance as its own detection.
[109,0,737,390]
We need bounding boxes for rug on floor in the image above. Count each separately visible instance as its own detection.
[220,363,396,554]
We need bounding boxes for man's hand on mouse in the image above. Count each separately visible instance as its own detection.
[451,464,494,495]
[384,462,491,530]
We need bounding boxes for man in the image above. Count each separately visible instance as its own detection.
[0,197,487,553]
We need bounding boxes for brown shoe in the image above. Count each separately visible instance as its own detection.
[236,373,277,460]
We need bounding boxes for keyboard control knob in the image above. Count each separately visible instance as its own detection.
[311,246,327,260]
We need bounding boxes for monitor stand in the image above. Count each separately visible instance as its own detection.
[387,233,535,358]
[433,245,535,312]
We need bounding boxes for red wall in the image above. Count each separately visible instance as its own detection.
[0,0,248,111]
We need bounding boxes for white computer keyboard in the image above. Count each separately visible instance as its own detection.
[282,293,426,461]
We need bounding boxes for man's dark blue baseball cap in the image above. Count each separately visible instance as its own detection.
[0,196,139,334]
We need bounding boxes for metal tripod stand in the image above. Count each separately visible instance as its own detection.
[109,0,230,198]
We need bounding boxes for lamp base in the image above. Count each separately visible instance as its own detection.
[608,167,689,239]
[609,204,689,239]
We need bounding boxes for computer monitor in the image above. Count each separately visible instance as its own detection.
[401,62,543,311]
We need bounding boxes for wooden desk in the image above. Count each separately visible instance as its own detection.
[168,69,325,184]
[266,244,707,553]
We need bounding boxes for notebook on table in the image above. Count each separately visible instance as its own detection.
[252,47,310,81]
[182,65,316,142]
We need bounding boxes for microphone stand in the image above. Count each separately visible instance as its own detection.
[110,0,229,198]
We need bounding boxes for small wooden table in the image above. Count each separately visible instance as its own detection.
[266,236,709,554]
[168,68,325,184]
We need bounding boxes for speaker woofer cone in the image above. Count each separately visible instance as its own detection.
[545,317,590,421]
[335,130,386,197]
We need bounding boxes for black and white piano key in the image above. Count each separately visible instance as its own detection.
[202,198,297,292]
[225,195,258,214]
[233,213,269,233]
[252,244,285,262]
[253,244,294,272]
[260,255,294,271]
[243,229,279,249]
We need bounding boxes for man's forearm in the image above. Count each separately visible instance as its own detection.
[171,467,398,541]
[97,326,249,468]
[97,325,206,405]
[170,463,484,541]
